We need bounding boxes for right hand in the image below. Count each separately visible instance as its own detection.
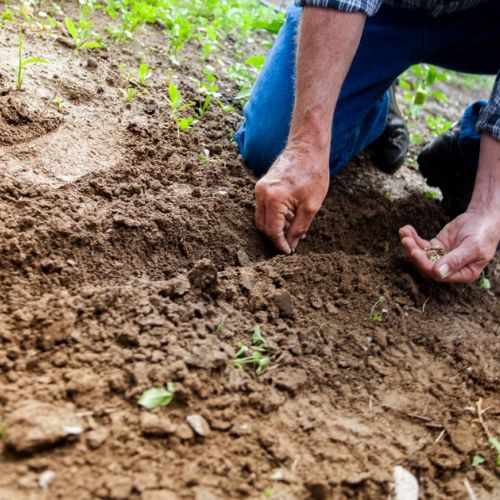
[255,142,330,254]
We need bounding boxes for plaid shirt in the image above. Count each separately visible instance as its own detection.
[295,0,500,139]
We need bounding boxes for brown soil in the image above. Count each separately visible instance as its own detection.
[1,5,499,500]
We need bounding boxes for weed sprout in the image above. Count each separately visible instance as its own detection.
[232,325,270,375]
[16,31,49,91]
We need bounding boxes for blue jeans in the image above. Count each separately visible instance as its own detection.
[235,2,500,177]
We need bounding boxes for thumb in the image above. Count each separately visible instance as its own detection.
[286,205,316,252]
[434,240,477,280]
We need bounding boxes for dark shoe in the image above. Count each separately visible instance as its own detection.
[368,83,409,174]
[417,123,475,218]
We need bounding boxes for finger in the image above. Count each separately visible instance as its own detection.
[264,207,292,255]
[399,225,431,250]
[437,264,483,284]
[432,241,482,281]
[286,204,316,252]
[408,247,435,278]
[255,190,266,233]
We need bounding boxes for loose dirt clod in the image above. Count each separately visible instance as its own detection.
[4,401,83,453]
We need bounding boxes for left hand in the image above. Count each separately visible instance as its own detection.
[399,209,500,283]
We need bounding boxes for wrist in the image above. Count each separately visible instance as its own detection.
[465,206,500,235]
[289,105,333,152]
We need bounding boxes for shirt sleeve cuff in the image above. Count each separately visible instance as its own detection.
[477,73,500,140]
[295,0,382,17]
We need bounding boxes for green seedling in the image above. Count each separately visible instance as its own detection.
[489,436,500,465]
[232,325,270,375]
[138,382,175,409]
[252,324,265,349]
[122,86,137,103]
[472,454,485,466]
[137,63,151,87]
[425,190,440,201]
[233,350,269,375]
[166,82,187,113]
[64,7,102,50]
[16,31,49,91]
[1,8,14,22]
[215,318,225,333]
[175,116,195,132]
[370,295,388,322]
[53,96,65,108]
[478,272,491,290]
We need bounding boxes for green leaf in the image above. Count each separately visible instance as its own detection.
[426,65,437,85]
[430,90,448,103]
[138,383,175,409]
[64,17,78,41]
[472,455,485,466]
[251,17,284,35]
[478,274,491,290]
[489,436,500,465]
[252,325,264,346]
[245,54,265,70]
[235,87,251,101]
[413,88,427,106]
[79,41,101,49]
[21,57,49,67]
[425,190,440,201]
[168,82,181,108]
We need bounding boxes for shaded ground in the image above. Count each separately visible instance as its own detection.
[0,2,499,500]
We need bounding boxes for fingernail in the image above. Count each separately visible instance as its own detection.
[439,263,450,278]
[291,241,298,253]
[300,234,307,240]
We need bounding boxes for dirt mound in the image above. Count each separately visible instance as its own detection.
[0,9,499,500]
[0,97,62,146]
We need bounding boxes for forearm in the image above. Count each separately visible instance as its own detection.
[289,7,365,152]
[468,133,500,231]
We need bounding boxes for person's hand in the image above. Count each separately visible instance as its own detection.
[399,210,500,283]
[255,142,330,254]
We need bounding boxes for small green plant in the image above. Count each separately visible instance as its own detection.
[52,96,66,108]
[472,454,485,466]
[122,86,137,103]
[232,325,269,375]
[216,318,225,333]
[64,7,102,50]
[137,63,151,87]
[138,383,175,409]
[370,295,388,322]
[425,190,440,201]
[478,272,491,290]
[16,31,49,91]
[166,82,195,133]
[489,436,500,465]
[426,114,452,135]
[175,116,195,132]
[166,82,187,113]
